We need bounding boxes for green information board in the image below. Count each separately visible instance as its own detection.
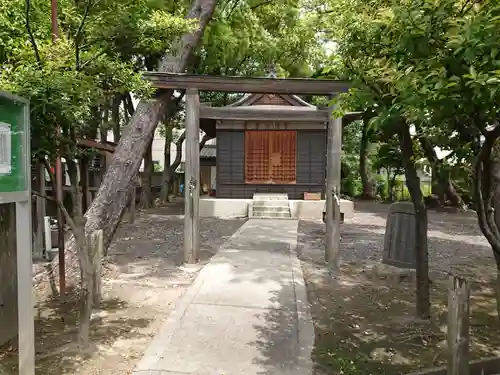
[0,92,29,193]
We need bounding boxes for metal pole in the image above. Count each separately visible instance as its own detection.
[51,0,65,295]
[16,201,35,375]
[17,95,35,375]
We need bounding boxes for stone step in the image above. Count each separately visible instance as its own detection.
[251,211,291,218]
[252,193,289,201]
[252,205,290,213]
[252,200,290,207]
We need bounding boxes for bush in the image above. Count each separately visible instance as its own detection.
[342,177,362,198]
[375,176,388,200]
[393,179,433,201]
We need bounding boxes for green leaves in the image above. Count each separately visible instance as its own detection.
[196,0,324,78]
[0,0,188,161]
[319,0,500,168]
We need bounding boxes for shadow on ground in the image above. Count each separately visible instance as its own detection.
[297,201,500,374]
[301,263,500,375]
[220,246,307,375]
[0,293,150,375]
[2,201,247,375]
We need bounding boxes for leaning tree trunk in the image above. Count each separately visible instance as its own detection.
[140,139,154,208]
[400,122,431,319]
[58,0,217,280]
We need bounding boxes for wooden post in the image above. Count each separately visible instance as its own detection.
[325,106,342,271]
[448,276,470,375]
[184,88,200,264]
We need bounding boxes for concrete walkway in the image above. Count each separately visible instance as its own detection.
[133,219,314,375]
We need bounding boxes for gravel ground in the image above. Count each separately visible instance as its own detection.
[297,201,500,375]
[1,203,246,375]
[298,200,495,280]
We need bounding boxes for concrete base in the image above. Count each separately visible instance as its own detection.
[200,197,354,220]
[291,199,354,220]
[200,197,252,218]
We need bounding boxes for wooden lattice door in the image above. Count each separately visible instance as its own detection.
[245,130,296,184]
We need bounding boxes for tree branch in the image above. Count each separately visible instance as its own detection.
[32,190,77,234]
[75,0,94,70]
[25,0,41,64]
[124,92,136,117]
[250,0,272,10]
[199,134,211,151]
[79,51,106,70]
[42,158,57,192]
[228,0,242,16]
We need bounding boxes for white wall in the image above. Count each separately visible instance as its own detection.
[107,130,166,171]
[105,127,217,172]
[170,128,216,166]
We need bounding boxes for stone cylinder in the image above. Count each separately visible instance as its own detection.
[383,201,416,269]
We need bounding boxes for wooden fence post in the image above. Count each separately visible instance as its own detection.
[448,275,470,375]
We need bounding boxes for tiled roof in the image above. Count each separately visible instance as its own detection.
[200,144,216,159]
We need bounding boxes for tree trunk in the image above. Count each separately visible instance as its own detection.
[359,115,374,199]
[124,92,135,118]
[473,131,500,321]
[388,170,397,201]
[490,145,500,319]
[472,130,500,260]
[111,95,121,143]
[399,121,431,319]
[66,159,94,349]
[160,134,172,202]
[199,134,211,152]
[420,136,464,208]
[165,132,211,200]
[100,106,109,142]
[166,131,186,197]
[79,157,90,212]
[140,139,154,208]
[62,0,217,257]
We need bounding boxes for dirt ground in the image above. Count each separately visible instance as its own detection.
[0,201,245,375]
[2,200,498,375]
[298,201,500,375]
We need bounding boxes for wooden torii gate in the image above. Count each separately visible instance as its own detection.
[145,72,352,270]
